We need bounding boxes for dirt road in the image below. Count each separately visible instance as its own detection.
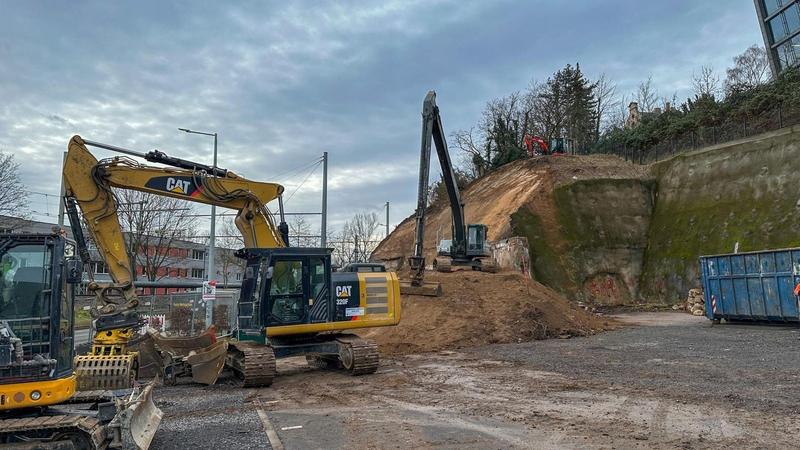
[151,313,800,449]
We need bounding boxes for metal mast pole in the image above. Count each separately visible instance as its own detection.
[206,133,218,327]
[385,201,389,237]
[320,151,328,248]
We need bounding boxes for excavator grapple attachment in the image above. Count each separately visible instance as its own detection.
[75,353,137,390]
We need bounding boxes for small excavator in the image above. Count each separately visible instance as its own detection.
[402,91,497,297]
[63,135,400,387]
[0,232,161,449]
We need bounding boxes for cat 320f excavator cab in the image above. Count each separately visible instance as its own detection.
[63,135,401,387]
[0,232,161,449]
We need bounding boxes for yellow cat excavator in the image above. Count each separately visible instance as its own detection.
[63,135,400,387]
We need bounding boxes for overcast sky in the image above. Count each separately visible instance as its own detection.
[0,1,763,237]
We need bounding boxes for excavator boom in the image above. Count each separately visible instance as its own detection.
[63,135,288,310]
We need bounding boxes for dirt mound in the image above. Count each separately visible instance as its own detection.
[359,270,617,355]
[372,154,644,265]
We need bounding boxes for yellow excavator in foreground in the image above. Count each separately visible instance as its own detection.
[63,135,401,387]
[0,231,161,449]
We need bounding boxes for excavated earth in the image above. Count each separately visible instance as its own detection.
[358,270,616,355]
[371,154,646,266]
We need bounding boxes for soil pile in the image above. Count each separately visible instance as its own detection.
[359,270,617,355]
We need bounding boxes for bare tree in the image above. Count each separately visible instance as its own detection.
[288,216,317,247]
[0,153,29,226]
[594,73,618,137]
[115,189,196,283]
[660,92,678,111]
[334,212,381,264]
[607,93,630,130]
[725,44,770,95]
[216,218,245,285]
[691,65,721,98]
[636,76,659,112]
[451,128,487,177]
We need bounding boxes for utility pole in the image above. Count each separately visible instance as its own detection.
[206,133,217,328]
[385,201,390,237]
[178,127,218,328]
[320,151,328,248]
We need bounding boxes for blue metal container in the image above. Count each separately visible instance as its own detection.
[699,248,800,322]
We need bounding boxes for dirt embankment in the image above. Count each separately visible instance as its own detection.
[373,155,644,266]
[359,270,616,355]
[372,154,647,305]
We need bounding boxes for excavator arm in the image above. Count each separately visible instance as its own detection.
[63,135,289,314]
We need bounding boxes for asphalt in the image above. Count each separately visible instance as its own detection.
[148,313,800,449]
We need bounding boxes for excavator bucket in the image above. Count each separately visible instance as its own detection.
[399,280,443,297]
[185,340,229,385]
[142,326,228,386]
[149,326,217,357]
[111,382,163,450]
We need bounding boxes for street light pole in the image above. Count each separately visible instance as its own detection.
[179,127,218,328]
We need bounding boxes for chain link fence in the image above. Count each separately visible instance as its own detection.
[76,288,240,345]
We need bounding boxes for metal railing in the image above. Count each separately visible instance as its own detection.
[601,103,800,164]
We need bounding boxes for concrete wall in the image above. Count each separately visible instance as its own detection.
[512,179,654,304]
[640,124,800,302]
[512,125,800,305]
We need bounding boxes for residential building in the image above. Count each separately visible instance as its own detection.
[755,0,800,75]
[0,215,245,295]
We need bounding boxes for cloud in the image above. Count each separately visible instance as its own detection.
[0,0,763,231]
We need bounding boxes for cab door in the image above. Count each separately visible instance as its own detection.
[265,259,307,326]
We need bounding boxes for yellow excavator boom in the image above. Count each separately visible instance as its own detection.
[63,134,286,307]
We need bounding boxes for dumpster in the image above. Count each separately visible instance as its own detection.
[699,248,800,323]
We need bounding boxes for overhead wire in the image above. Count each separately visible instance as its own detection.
[284,159,322,205]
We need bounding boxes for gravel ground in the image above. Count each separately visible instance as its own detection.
[150,313,800,449]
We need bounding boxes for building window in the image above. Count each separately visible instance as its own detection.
[786,4,800,35]
[763,0,784,16]
[236,272,242,281]
[777,36,799,69]
[770,15,788,42]
[191,249,205,260]
[191,268,205,279]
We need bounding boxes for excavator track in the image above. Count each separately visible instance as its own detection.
[227,342,276,387]
[335,335,379,375]
[0,415,105,449]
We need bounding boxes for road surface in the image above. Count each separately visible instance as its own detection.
[151,313,800,449]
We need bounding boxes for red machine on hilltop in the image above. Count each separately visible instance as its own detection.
[524,134,550,156]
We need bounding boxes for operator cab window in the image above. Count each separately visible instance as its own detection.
[269,260,304,324]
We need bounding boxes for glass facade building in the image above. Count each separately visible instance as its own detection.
[755,0,800,74]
